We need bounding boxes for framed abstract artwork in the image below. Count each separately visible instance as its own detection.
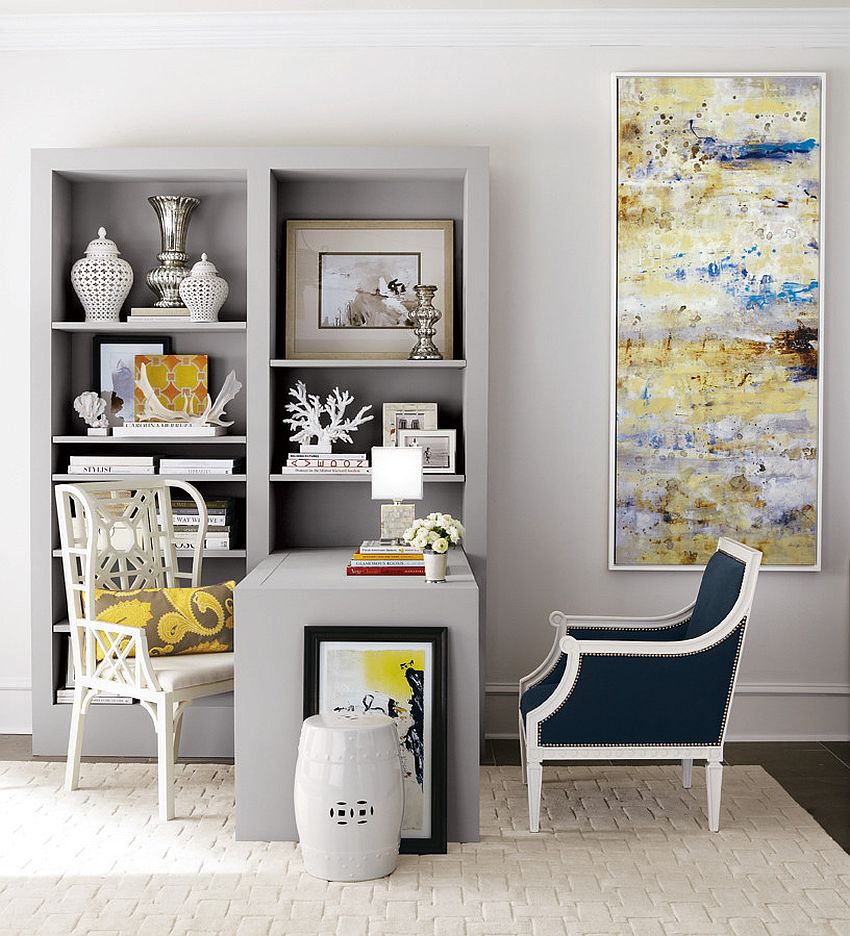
[285,220,454,360]
[92,335,172,425]
[611,73,824,570]
[303,625,447,854]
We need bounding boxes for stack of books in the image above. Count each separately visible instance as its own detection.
[159,457,243,476]
[128,307,191,323]
[346,540,425,576]
[171,495,235,551]
[282,452,369,475]
[66,455,155,475]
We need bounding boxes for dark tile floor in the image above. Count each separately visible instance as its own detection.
[3,735,847,854]
[486,738,850,854]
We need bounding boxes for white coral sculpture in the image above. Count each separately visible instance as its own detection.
[137,363,242,427]
[73,390,108,429]
[283,381,373,449]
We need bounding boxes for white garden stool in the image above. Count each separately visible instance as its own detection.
[294,712,404,882]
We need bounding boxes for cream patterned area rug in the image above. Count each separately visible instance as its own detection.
[1,762,849,935]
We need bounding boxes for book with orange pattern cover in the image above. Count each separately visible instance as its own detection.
[134,353,208,420]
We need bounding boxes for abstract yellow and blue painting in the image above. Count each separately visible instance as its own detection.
[613,74,823,567]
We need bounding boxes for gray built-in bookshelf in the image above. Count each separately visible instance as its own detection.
[31,146,489,756]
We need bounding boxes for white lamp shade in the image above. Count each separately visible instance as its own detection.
[371,446,423,501]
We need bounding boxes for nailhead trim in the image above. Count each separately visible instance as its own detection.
[537,617,747,748]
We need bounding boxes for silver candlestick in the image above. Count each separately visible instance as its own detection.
[145,195,200,307]
[407,284,443,360]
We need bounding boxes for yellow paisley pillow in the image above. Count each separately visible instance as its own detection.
[93,581,235,657]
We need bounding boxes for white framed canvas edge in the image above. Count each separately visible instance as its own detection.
[607,72,825,572]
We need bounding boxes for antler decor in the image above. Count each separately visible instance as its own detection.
[137,362,242,427]
[283,380,373,451]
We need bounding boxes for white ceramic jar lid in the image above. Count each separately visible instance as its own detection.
[188,252,220,277]
[84,227,121,257]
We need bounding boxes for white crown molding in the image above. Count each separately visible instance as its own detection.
[486,681,850,696]
[1,8,849,52]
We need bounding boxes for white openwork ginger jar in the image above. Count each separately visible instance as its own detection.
[178,252,229,322]
[294,712,403,882]
[70,227,134,322]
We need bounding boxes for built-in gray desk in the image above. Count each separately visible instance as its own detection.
[233,547,480,843]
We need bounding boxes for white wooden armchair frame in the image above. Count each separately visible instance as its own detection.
[519,537,762,833]
[55,479,234,820]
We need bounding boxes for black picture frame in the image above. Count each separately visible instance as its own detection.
[304,625,448,855]
[92,335,172,424]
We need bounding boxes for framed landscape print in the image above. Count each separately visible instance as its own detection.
[304,626,448,854]
[93,335,172,425]
[285,220,454,360]
[611,73,824,570]
[398,428,456,473]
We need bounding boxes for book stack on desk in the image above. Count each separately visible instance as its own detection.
[346,540,425,576]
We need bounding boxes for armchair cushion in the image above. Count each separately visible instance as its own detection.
[94,581,235,657]
[149,652,234,691]
[685,550,745,639]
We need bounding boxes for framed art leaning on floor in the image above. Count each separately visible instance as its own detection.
[611,73,824,570]
[303,625,448,854]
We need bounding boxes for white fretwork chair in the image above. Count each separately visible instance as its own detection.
[55,479,234,820]
[519,537,762,833]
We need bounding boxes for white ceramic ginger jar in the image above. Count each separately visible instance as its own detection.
[178,253,229,322]
[70,227,134,322]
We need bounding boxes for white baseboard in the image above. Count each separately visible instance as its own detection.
[485,682,850,742]
[0,680,32,734]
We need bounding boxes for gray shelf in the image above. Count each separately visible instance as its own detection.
[271,472,465,483]
[52,548,247,560]
[52,473,246,482]
[52,435,247,445]
[32,145,488,759]
[53,321,247,333]
[270,359,466,369]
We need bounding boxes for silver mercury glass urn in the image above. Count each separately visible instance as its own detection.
[145,195,200,307]
[407,284,443,360]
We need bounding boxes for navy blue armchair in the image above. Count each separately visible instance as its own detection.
[519,537,762,832]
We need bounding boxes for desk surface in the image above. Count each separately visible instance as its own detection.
[239,547,477,593]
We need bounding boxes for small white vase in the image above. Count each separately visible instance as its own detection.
[179,253,229,322]
[424,550,448,583]
[70,227,134,322]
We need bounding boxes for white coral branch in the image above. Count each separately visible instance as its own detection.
[281,381,373,447]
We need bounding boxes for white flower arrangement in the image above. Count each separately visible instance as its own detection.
[403,513,465,554]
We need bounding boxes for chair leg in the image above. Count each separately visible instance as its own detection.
[65,688,86,791]
[519,713,527,785]
[156,696,175,821]
[706,758,723,832]
[173,704,184,762]
[682,758,693,789]
[527,761,543,833]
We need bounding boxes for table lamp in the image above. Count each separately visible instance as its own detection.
[371,446,423,542]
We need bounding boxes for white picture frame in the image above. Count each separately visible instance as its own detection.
[397,429,456,474]
[382,402,438,446]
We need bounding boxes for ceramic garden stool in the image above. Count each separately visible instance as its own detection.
[294,712,404,882]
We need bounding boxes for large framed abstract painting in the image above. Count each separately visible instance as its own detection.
[303,626,447,854]
[611,73,824,570]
